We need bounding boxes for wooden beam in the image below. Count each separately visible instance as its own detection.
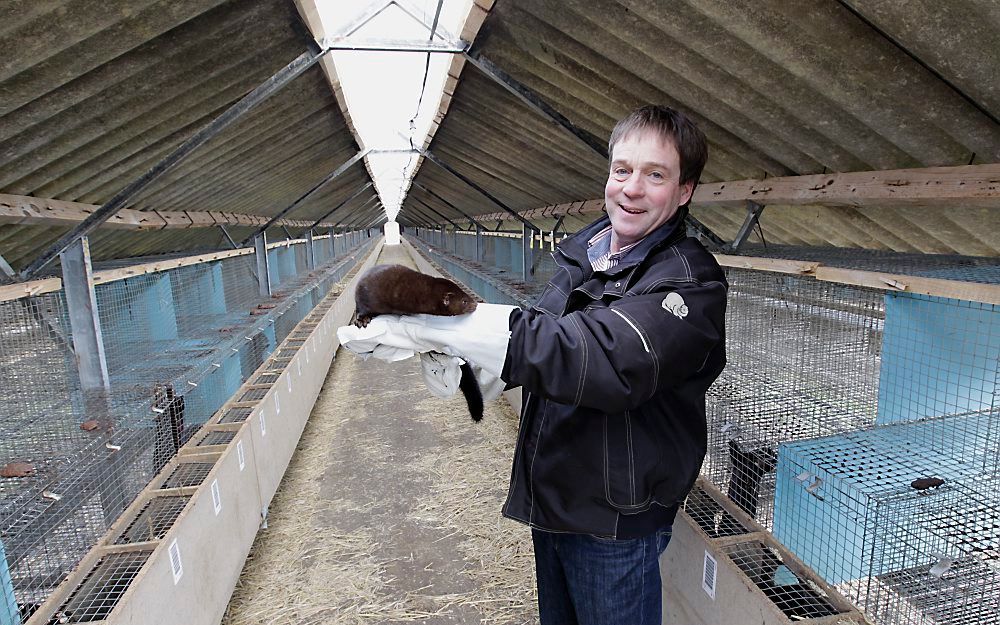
[0,193,338,230]
[814,266,1000,306]
[713,254,820,276]
[693,163,1000,209]
[0,278,62,302]
[473,164,1000,224]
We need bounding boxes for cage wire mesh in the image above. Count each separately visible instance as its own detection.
[0,234,372,621]
[704,268,885,530]
[714,260,999,624]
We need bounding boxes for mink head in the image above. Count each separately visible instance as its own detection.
[442,291,478,315]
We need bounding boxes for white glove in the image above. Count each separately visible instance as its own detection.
[337,303,516,399]
[417,352,507,401]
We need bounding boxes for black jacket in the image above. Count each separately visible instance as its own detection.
[500,215,728,538]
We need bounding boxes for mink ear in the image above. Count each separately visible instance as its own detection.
[443,292,452,306]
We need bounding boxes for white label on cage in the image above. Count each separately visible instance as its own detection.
[274,393,280,415]
[169,539,183,584]
[702,551,717,600]
[237,440,245,471]
[260,411,267,436]
[211,479,222,515]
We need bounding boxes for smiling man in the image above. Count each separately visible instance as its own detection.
[496,105,729,624]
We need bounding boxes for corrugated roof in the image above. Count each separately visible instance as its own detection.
[0,0,378,270]
[401,0,1000,257]
[1,0,998,270]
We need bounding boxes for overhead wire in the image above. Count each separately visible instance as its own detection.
[398,0,445,223]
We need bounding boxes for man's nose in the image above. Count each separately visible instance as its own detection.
[623,173,644,196]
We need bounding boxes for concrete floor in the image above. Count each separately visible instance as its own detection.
[222,247,537,625]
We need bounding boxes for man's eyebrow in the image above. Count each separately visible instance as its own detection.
[611,157,674,170]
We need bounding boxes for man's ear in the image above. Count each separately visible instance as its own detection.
[679,181,695,207]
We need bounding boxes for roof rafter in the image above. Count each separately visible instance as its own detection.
[0,193,341,231]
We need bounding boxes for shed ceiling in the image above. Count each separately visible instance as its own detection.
[1,0,998,276]
[402,0,1000,257]
[0,0,377,272]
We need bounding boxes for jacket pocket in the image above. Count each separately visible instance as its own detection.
[603,413,651,510]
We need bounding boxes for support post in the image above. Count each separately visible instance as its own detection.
[306,230,316,269]
[59,237,126,522]
[729,200,766,253]
[0,252,14,281]
[60,238,109,389]
[551,214,566,251]
[522,221,534,282]
[254,234,271,297]
[476,222,483,262]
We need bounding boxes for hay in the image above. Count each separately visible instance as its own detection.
[222,351,537,625]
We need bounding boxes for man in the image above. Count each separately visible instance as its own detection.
[498,105,727,624]
[339,105,727,624]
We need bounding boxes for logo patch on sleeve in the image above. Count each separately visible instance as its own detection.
[662,292,689,319]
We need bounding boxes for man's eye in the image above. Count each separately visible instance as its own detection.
[613,168,630,179]
[649,171,664,181]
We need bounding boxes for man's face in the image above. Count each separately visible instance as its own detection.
[605,130,694,252]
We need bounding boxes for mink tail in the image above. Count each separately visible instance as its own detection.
[459,362,484,422]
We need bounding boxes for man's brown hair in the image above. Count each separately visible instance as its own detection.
[608,105,708,206]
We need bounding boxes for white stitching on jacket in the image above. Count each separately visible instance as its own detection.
[610,308,650,353]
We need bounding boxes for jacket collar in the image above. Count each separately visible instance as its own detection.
[557,213,687,276]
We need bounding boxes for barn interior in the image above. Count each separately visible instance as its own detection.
[0,1,998,624]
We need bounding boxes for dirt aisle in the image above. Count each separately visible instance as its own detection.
[222,250,537,625]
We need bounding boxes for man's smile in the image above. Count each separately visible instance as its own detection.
[619,205,645,215]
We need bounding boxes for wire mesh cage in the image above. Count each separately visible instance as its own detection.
[708,257,999,625]
[54,550,152,623]
[705,268,884,530]
[0,235,372,621]
[111,495,191,545]
[722,540,846,621]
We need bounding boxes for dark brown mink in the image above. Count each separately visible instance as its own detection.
[353,263,484,421]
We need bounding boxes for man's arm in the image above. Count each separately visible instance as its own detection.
[503,279,727,412]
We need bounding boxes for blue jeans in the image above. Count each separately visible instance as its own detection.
[531,526,672,625]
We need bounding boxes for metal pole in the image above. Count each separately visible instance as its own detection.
[254,234,271,297]
[309,182,374,231]
[218,224,257,280]
[305,230,316,269]
[21,42,329,280]
[522,221,534,282]
[410,181,488,230]
[463,52,609,159]
[59,237,125,522]
[729,200,766,253]
[61,238,110,389]
[413,196,459,228]
[419,147,538,232]
[0,252,14,281]
[241,149,371,245]
[551,214,566,251]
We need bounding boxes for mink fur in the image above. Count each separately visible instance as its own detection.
[354,263,483,421]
